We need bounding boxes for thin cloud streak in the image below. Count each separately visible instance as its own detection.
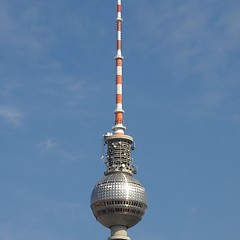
[0,188,88,240]
[0,0,106,58]
[0,106,24,127]
[132,0,240,71]
[0,2,55,56]
[37,139,58,152]
[0,223,62,240]
[127,0,240,122]
[37,138,85,163]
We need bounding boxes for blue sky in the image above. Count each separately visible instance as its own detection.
[0,0,239,239]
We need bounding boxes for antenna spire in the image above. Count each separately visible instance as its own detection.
[113,0,126,134]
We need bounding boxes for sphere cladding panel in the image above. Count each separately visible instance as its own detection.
[91,173,147,204]
[91,172,147,228]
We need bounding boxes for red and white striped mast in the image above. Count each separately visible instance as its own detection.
[113,0,126,135]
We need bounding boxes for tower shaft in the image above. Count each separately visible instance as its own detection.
[109,226,130,240]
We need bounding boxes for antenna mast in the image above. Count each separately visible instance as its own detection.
[113,0,126,134]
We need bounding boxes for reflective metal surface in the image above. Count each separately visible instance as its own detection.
[91,172,147,228]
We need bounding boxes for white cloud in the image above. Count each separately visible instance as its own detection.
[200,92,225,108]
[0,0,101,58]
[0,81,23,97]
[128,0,240,122]
[186,206,198,216]
[128,0,240,82]
[37,139,58,151]
[0,2,55,56]
[0,189,88,240]
[0,223,61,240]
[0,106,24,127]
[37,138,85,163]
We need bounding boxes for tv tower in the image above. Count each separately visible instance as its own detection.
[90,1,147,240]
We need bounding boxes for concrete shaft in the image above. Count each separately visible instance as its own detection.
[108,226,130,240]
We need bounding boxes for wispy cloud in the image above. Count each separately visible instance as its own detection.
[44,75,89,107]
[0,0,109,125]
[0,0,104,58]
[200,92,225,109]
[0,188,88,240]
[0,2,55,57]
[37,138,58,152]
[131,0,240,71]
[186,206,198,216]
[0,224,59,240]
[0,105,24,127]
[128,0,240,122]
[37,138,85,163]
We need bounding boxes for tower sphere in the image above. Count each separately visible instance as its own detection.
[91,172,147,228]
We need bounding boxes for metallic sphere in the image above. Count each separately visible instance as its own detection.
[91,172,147,228]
